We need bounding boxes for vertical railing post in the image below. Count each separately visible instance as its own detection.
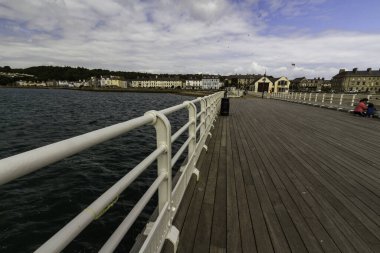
[330,93,334,105]
[185,101,197,158]
[200,98,206,138]
[315,93,318,104]
[309,93,312,102]
[339,94,344,106]
[303,93,306,102]
[322,93,326,105]
[351,94,356,107]
[147,111,172,213]
[205,98,210,130]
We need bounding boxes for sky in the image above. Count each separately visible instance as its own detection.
[0,0,379,79]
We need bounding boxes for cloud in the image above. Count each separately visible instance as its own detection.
[0,0,379,79]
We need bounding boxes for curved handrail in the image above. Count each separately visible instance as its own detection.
[270,92,375,112]
[0,91,224,253]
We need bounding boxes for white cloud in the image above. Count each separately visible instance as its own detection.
[0,0,379,79]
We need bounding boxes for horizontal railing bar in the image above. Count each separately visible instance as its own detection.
[34,145,166,253]
[160,103,187,116]
[99,173,166,253]
[190,97,202,104]
[171,120,193,144]
[0,114,155,186]
[159,94,211,116]
[159,95,214,117]
[171,137,192,168]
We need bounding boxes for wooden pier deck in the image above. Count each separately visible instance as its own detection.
[166,97,380,253]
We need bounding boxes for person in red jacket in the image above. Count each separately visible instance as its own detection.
[354,98,368,116]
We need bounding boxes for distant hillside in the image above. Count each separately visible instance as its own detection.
[0,65,156,82]
[0,65,208,86]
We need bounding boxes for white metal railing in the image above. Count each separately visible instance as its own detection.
[269,92,379,113]
[0,91,224,253]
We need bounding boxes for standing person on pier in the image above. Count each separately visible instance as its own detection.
[353,98,368,116]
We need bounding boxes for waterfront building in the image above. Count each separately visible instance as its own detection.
[16,80,30,86]
[331,68,380,93]
[223,74,257,89]
[270,76,290,93]
[293,77,330,92]
[16,80,48,87]
[100,76,126,88]
[185,77,202,90]
[202,76,221,90]
[46,80,58,87]
[89,77,101,88]
[58,81,70,87]
[236,74,257,89]
[130,77,182,89]
[290,77,305,92]
[249,76,274,93]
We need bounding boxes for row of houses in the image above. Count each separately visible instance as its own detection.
[16,76,127,88]
[130,76,222,89]
[13,75,294,93]
[216,67,380,94]
[290,68,380,93]
[13,67,380,93]
[16,75,223,90]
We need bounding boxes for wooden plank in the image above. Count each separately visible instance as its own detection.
[192,119,223,253]
[225,117,242,253]
[210,117,227,253]
[229,113,257,253]
[176,121,220,253]
[232,113,280,252]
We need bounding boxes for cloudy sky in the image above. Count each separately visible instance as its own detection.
[0,0,379,78]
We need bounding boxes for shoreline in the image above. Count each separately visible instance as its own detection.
[0,85,217,97]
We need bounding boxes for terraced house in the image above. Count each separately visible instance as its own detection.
[100,76,127,88]
[130,77,182,89]
[331,68,380,93]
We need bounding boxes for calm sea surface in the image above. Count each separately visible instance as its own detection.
[0,88,194,252]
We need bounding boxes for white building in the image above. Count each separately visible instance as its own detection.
[130,77,182,89]
[248,75,290,93]
[100,76,126,88]
[185,78,202,89]
[202,76,221,89]
[58,81,70,87]
[271,76,290,93]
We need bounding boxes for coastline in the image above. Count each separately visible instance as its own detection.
[0,85,217,97]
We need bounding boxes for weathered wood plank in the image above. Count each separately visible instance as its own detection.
[210,118,227,253]
[192,119,223,253]
[229,114,257,253]
[176,121,220,253]
[225,117,242,253]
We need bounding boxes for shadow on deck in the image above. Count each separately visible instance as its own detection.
[164,97,380,253]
